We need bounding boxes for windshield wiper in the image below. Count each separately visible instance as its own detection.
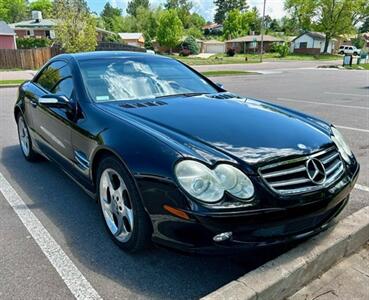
[155,92,209,99]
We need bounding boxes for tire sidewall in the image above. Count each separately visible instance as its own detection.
[17,114,34,161]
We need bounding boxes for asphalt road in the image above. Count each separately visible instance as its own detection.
[0,65,368,299]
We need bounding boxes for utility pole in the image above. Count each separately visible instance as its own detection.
[260,0,266,62]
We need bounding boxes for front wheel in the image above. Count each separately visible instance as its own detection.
[353,52,358,56]
[97,156,152,252]
[17,114,38,161]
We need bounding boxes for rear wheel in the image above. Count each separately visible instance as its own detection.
[97,156,152,252]
[17,114,38,161]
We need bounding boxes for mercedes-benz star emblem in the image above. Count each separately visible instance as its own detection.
[306,158,326,185]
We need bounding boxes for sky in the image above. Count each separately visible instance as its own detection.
[86,0,285,21]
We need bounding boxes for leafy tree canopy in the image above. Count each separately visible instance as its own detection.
[126,0,149,17]
[214,0,248,24]
[54,0,97,53]
[157,9,184,53]
[30,0,53,18]
[0,0,28,23]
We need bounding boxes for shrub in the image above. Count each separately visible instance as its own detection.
[103,33,121,43]
[273,42,290,57]
[352,37,365,49]
[226,48,235,57]
[16,37,52,49]
[181,36,200,55]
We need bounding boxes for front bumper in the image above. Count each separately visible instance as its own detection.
[147,163,359,254]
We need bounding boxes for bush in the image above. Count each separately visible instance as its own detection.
[103,33,121,43]
[226,48,235,57]
[352,37,365,49]
[16,37,52,49]
[273,42,290,57]
[181,36,200,55]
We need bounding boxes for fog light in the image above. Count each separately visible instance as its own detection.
[213,232,232,242]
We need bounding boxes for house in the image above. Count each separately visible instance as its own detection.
[291,32,336,54]
[11,11,114,42]
[0,21,16,49]
[202,23,223,35]
[226,35,284,53]
[200,40,225,54]
[118,33,145,47]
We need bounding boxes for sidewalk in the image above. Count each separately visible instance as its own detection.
[290,243,369,300]
[0,70,36,81]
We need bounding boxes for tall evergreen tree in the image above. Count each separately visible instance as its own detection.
[214,0,248,24]
[126,0,149,17]
[101,2,122,31]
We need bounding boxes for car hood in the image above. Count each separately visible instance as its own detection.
[100,94,333,168]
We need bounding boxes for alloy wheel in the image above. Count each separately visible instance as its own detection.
[18,116,30,157]
[99,168,134,242]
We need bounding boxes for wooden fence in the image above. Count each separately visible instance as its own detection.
[0,47,63,69]
[0,43,146,69]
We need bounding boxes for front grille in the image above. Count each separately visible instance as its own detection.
[258,146,345,195]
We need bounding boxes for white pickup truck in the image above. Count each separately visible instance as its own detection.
[338,45,361,56]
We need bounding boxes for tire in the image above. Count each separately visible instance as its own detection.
[96,156,152,252]
[353,52,358,56]
[339,51,344,55]
[17,114,39,162]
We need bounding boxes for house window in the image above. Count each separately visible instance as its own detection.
[299,42,307,49]
[27,30,34,36]
[45,30,51,38]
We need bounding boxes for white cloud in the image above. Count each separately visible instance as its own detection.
[110,0,285,21]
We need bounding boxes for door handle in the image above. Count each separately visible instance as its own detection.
[30,99,38,107]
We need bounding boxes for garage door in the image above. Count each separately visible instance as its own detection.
[205,44,225,54]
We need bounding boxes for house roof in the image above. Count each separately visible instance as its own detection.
[202,23,223,30]
[118,33,144,40]
[0,21,15,35]
[10,19,57,28]
[292,31,338,42]
[202,39,225,45]
[226,35,284,43]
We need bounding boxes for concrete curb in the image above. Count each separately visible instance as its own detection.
[203,206,369,300]
[0,84,20,88]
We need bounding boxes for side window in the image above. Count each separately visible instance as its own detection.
[52,78,73,98]
[35,61,74,99]
[299,42,307,49]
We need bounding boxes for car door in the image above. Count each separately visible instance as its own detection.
[30,60,75,169]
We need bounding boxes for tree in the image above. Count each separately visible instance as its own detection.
[157,9,184,53]
[54,0,97,53]
[0,0,28,23]
[285,0,368,53]
[126,0,149,17]
[269,19,282,32]
[165,0,192,11]
[30,0,53,18]
[101,2,122,31]
[223,9,248,39]
[360,18,369,33]
[214,0,248,24]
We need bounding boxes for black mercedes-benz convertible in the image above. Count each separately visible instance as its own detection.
[14,51,359,253]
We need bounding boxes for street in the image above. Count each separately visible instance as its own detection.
[0,65,368,299]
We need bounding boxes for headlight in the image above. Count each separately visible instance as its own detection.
[331,127,352,163]
[175,160,254,203]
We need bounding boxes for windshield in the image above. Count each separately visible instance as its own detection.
[79,57,218,102]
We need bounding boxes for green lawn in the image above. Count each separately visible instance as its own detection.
[171,53,341,65]
[0,79,25,86]
[201,70,258,77]
[344,63,369,70]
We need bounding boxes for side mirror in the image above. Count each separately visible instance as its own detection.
[39,94,74,111]
[216,82,224,89]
